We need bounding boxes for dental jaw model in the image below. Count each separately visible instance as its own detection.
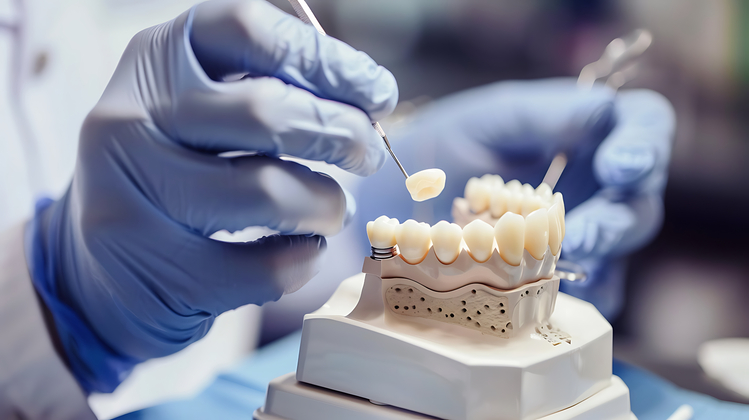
[254,176,636,420]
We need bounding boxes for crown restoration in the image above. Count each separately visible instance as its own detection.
[405,168,447,202]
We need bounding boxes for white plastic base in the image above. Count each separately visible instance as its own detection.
[253,373,636,420]
[295,273,618,420]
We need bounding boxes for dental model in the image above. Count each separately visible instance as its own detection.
[364,176,565,339]
[256,174,634,420]
[405,168,446,201]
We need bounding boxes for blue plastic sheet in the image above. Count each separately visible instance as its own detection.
[118,331,749,420]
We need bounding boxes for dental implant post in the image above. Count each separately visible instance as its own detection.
[371,245,399,260]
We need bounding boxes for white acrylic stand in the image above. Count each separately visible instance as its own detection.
[254,268,636,420]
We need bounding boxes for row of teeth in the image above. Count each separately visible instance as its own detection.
[465,174,555,217]
[367,194,564,266]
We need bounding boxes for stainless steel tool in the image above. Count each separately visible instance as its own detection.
[287,0,410,179]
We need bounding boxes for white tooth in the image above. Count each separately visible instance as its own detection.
[548,203,562,255]
[430,221,463,264]
[553,192,565,238]
[506,191,523,215]
[481,174,504,189]
[367,216,399,248]
[395,219,432,264]
[462,219,495,263]
[489,185,510,218]
[521,194,543,217]
[495,212,525,266]
[524,208,549,260]
[536,183,553,202]
[521,183,534,196]
[505,179,522,193]
[465,177,491,214]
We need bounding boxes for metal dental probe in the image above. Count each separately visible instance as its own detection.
[287,0,410,179]
[544,29,653,284]
[541,29,653,190]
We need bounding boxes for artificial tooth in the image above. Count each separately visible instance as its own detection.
[521,194,543,217]
[465,177,491,214]
[548,203,562,255]
[553,192,566,238]
[489,185,510,218]
[430,221,463,264]
[462,219,495,263]
[395,219,432,264]
[506,191,523,215]
[366,216,399,248]
[536,183,553,202]
[495,212,525,266]
[481,174,504,189]
[521,183,535,196]
[505,179,522,193]
[524,208,549,260]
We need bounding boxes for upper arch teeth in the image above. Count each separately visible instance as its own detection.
[464,177,491,214]
[461,175,561,221]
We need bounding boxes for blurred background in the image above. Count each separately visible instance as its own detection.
[261,0,749,405]
[4,0,748,415]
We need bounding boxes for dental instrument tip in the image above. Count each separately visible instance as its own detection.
[542,153,568,190]
[373,122,409,179]
[288,0,410,180]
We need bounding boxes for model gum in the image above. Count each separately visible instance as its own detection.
[405,168,446,201]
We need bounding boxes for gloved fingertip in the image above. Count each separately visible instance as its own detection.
[561,218,598,261]
[596,142,656,188]
[367,68,399,122]
[348,130,388,177]
[343,187,357,228]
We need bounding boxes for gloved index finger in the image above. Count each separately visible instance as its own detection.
[593,89,675,192]
[189,0,398,122]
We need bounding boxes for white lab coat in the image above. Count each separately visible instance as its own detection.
[0,1,260,418]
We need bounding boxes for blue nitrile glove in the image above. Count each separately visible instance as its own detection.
[358,78,673,320]
[27,0,397,394]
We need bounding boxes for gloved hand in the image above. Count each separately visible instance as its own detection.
[357,78,673,319]
[27,0,397,393]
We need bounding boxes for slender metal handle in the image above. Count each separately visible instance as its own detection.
[287,0,409,180]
